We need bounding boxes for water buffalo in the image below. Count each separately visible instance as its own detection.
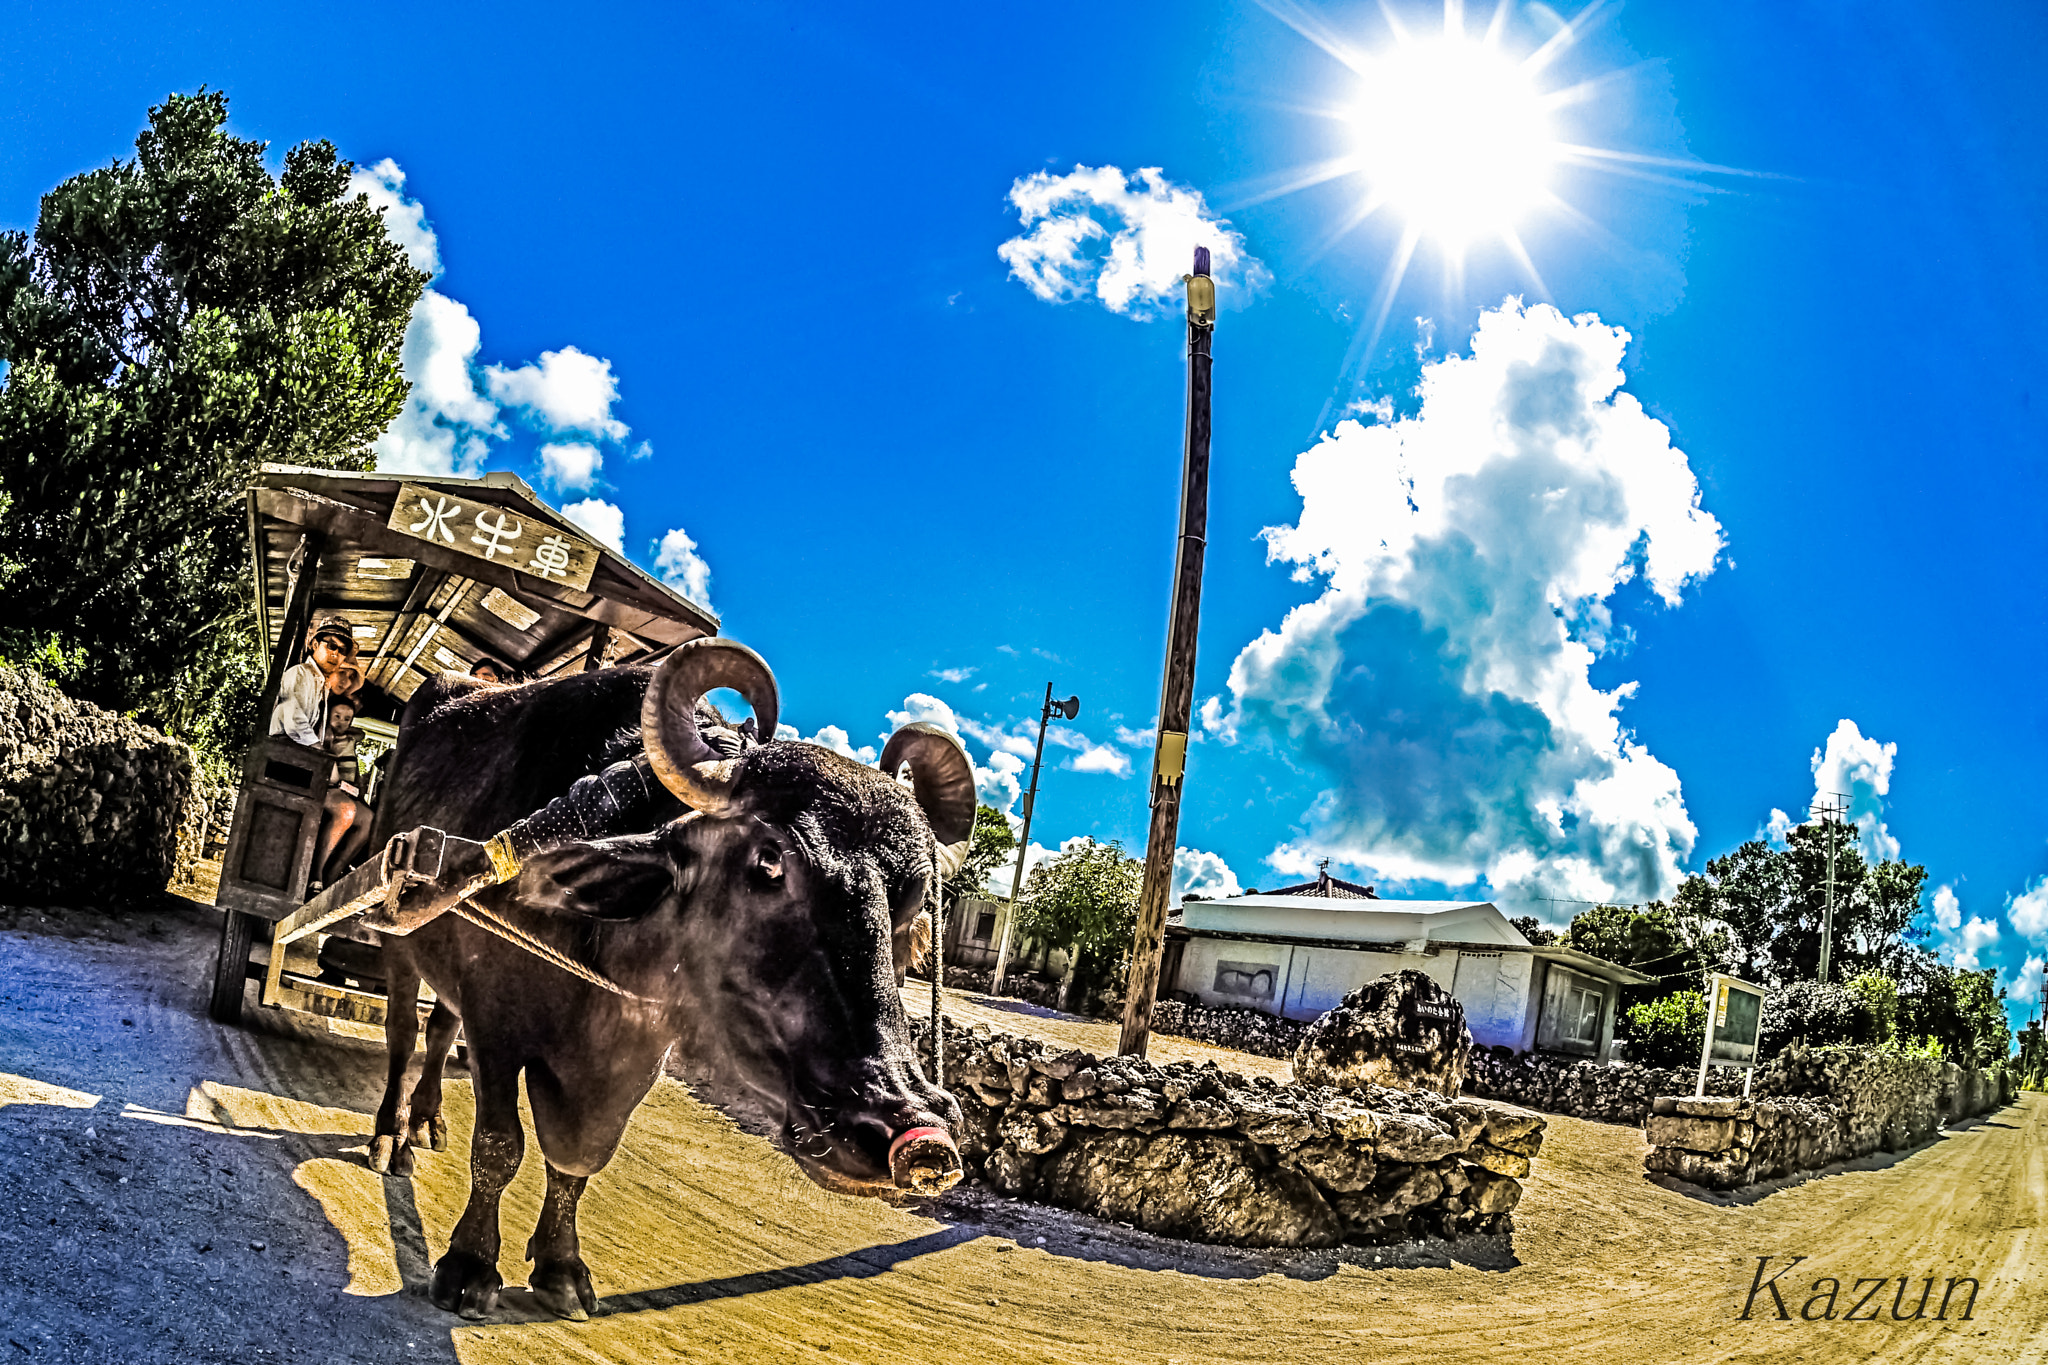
[365,638,970,1319]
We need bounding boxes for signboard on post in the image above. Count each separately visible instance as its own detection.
[1695,972,1767,1098]
[386,482,601,592]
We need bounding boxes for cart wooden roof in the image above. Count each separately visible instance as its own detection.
[249,464,719,700]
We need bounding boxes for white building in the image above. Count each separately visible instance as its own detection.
[1161,870,1654,1062]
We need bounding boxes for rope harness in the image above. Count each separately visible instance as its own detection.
[452,892,654,1002]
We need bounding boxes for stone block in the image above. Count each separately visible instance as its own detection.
[1465,1143,1532,1178]
[1466,1099,1545,1151]
[1321,1098,1382,1145]
[1232,1098,1319,1148]
[1164,1097,1237,1131]
[1373,1114,1461,1164]
[1672,1096,1747,1119]
[1037,1133,1341,1248]
[1644,1143,1753,1190]
[998,1110,1067,1157]
[1644,1115,1737,1152]
[1367,1162,1446,1216]
[1464,1165,1523,1216]
[1281,1137,1378,1193]
[1049,1094,1166,1132]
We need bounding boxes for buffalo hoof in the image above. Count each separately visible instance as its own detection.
[368,1134,414,1178]
[530,1258,597,1321]
[409,1115,447,1153]
[431,1250,503,1320]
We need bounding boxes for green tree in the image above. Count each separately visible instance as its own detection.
[1673,826,1926,987]
[1624,990,1707,1069]
[1013,837,1143,1010]
[942,803,1016,914]
[0,88,426,745]
[1508,914,1557,946]
[1844,971,1900,1046]
[1565,903,1697,979]
[1896,960,2012,1066]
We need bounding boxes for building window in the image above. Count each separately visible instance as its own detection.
[1562,980,1603,1046]
[1536,964,1608,1056]
[973,911,997,943]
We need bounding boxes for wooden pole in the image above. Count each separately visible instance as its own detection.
[1119,246,1215,1057]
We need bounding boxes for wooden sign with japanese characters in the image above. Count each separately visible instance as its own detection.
[385,483,601,592]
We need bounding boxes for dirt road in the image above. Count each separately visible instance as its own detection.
[2,899,2041,1364]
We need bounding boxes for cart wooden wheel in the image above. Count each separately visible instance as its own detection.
[209,909,259,1024]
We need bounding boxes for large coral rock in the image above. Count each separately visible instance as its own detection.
[1294,969,1474,1097]
[1037,1132,1341,1248]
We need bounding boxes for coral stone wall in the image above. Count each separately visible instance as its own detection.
[913,1017,1544,1249]
[1152,998,1310,1061]
[1643,1046,2016,1189]
[0,667,194,902]
[1467,1049,1748,1125]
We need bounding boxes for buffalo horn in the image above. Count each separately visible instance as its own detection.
[878,722,977,876]
[641,638,781,814]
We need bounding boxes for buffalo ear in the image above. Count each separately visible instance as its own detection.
[510,832,674,921]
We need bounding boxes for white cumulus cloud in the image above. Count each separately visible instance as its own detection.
[561,498,625,552]
[998,164,1268,318]
[1066,741,1132,776]
[486,346,630,441]
[959,716,1037,761]
[362,160,638,486]
[539,441,603,492]
[653,526,713,607]
[349,158,440,275]
[977,750,1025,814]
[373,290,504,476]
[1930,885,2002,971]
[1204,299,1724,903]
[1174,848,1243,903]
[2008,877,2048,942]
[1809,719,1901,862]
[2012,955,2045,1007]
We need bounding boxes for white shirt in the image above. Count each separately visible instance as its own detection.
[269,659,330,748]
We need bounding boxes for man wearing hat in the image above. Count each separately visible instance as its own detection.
[270,616,357,748]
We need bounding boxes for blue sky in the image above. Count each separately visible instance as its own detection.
[5,2,2045,1026]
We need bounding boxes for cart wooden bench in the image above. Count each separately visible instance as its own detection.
[208,464,719,1029]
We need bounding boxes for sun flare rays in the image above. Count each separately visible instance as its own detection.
[1247,0,1756,393]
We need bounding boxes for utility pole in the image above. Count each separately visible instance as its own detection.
[1119,245,1216,1058]
[989,683,1078,996]
[1811,793,1849,983]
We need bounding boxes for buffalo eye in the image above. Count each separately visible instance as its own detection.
[747,843,785,891]
[889,870,929,926]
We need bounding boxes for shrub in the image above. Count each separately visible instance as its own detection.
[1624,990,1707,1069]
[1845,972,1899,1045]
[1758,980,1873,1059]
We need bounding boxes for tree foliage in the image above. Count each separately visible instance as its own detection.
[1012,837,1143,992]
[1896,960,2011,1067]
[1671,823,1926,987]
[1564,903,1699,980]
[942,803,1016,913]
[1508,914,1556,946]
[0,88,426,744]
[1624,990,1707,1069]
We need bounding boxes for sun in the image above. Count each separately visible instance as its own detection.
[1346,31,1558,247]
[1242,0,1753,402]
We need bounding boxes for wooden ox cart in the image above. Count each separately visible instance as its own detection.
[207,464,718,1029]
